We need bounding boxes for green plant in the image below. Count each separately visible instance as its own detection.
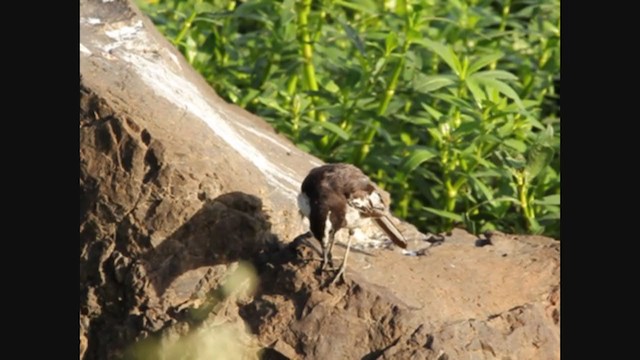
[137,0,560,239]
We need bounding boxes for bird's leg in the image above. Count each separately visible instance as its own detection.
[319,230,333,272]
[330,232,353,285]
[320,241,328,272]
[325,229,339,269]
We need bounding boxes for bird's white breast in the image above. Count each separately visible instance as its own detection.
[345,203,366,228]
[297,192,311,218]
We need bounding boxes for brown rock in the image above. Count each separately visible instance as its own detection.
[80,0,560,359]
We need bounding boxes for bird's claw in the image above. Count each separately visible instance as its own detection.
[328,266,346,286]
[318,260,336,273]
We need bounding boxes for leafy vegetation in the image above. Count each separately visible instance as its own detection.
[137,0,560,239]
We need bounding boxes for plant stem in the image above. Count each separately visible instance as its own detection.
[173,10,197,46]
[516,173,535,230]
[444,177,457,227]
[297,0,328,148]
[297,0,318,93]
[399,184,410,218]
[499,0,512,32]
[490,0,511,70]
[286,74,300,137]
[356,32,410,164]
[296,0,324,121]
[378,56,405,116]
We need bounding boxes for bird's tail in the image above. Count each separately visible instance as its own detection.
[373,216,408,249]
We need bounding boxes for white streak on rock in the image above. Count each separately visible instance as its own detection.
[80,17,102,25]
[100,22,302,198]
[235,121,292,153]
[80,43,92,56]
[104,20,144,42]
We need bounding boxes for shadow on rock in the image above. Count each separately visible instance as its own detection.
[81,191,283,360]
[142,191,279,297]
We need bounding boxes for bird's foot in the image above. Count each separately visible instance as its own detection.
[317,251,335,272]
[321,265,338,272]
[328,264,346,286]
[317,258,336,274]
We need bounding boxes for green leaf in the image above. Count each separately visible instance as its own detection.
[412,38,462,76]
[497,118,515,138]
[453,120,481,136]
[472,70,519,81]
[194,2,218,14]
[421,171,443,185]
[258,97,290,115]
[400,132,414,145]
[538,209,560,221]
[493,196,521,205]
[504,139,527,152]
[237,88,261,107]
[427,128,443,143]
[473,156,500,170]
[420,103,443,119]
[341,22,367,56]
[474,134,502,146]
[533,194,560,206]
[323,80,340,93]
[192,16,225,26]
[311,121,350,140]
[528,217,543,234]
[525,115,546,130]
[473,169,506,178]
[431,93,472,109]
[403,147,438,172]
[373,58,386,74]
[334,0,379,15]
[526,144,554,181]
[385,32,398,56]
[466,196,521,214]
[280,0,296,21]
[344,68,362,88]
[472,76,525,111]
[413,74,456,93]
[502,99,539,113]
[467,196,521,214]
[540,124,555,144]
[395,0,407,15]
[394,114,433,126]
[465,77,486,107]
[469,175,494,201]
[233,1,269,18]
[468,52,504,75]
[504,156,526,169]
[423,207,463,222]
[406,28,422,44]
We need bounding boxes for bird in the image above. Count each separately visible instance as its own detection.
[297,163,408,285]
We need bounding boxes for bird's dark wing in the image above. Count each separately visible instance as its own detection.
[308,198,328,241]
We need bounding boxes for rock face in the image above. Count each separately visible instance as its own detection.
[79,0,560,359]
